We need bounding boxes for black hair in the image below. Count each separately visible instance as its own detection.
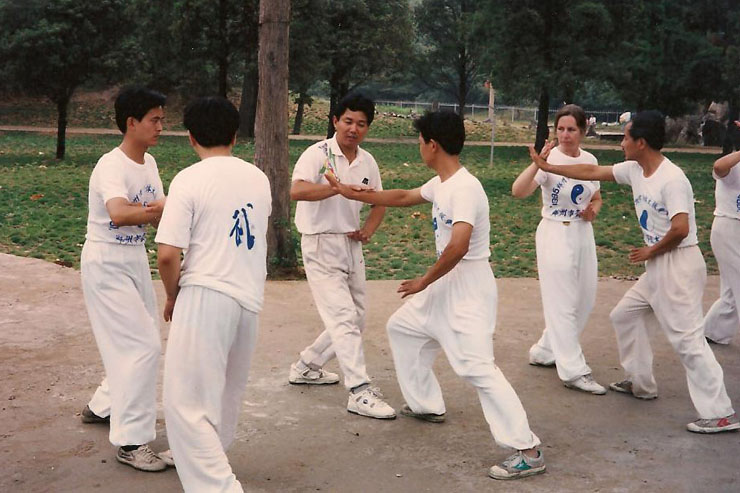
[555,104,587,132]
[183,96,240,148]
[334,93,375,125]
[413,111,465,155]
[628,110,665,150]
[114,86,166,134]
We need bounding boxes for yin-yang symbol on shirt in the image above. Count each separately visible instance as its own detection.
[570,184,585,205]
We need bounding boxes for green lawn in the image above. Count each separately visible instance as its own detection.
[0,132,720,279]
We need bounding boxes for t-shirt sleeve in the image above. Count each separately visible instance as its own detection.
[451,185,480,226]
[420,177,437,202]
[714,166,740,187]
[291,146,322,183]
[155,173,193,249]
[533,169,547,186]
[663,179,691,219]
[95,160,130,204]
[612,161,632,185]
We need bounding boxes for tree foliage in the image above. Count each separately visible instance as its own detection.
[0,0,129,158]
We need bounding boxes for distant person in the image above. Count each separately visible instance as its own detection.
[80,86,169,471]
[704,128,740,345]
[512,104,607,395]
[529,110,739,433]
[327,111,546,480]
[156,97,272,491]
[287,93,395,419]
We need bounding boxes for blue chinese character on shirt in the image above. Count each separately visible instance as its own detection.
[230,203,255,249]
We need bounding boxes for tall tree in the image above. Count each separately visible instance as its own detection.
[323,0,414,137]
[237,0,260,138]
[479,0,612,150]
[414,0,482,115]
[254,0,295,271]
[0,0,129,159]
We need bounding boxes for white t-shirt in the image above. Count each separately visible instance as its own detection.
[85,147,164,246]
[420,167,490,260]
[534,147,600,221]
[713,165,740,219]
[155,156,272,313]
[292,136,383,234]
[613,158,698,248]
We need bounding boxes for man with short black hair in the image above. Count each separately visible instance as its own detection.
[288,93,395,419]
[530,110,738,433]
[156,96,272,491]
[80,86,169,471]
[327,111,546,480]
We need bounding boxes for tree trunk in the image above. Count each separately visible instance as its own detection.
[456,47,468,116]
[255,0,296,272]
[722,99,740,155]
[217,0,229,97]
[535,85,550,152]
[326,78,348,138]
[292,92,306,135]
[55,95,70,160]
[238,61,258,138]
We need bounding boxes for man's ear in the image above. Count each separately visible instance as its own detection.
[187,132,197,148]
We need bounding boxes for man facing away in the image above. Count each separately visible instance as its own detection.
[156,96,272,492]
[288,93,395,419]
[326,111,546,480]
[529,110,739,433]
[80,86,169,471]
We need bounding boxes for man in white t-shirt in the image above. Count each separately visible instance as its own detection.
[156,97,272,492]
[704,127,740,344]
[530,110,739,433]
[80,86,169,471]
[288,93,395,419]
[326,111,545,480]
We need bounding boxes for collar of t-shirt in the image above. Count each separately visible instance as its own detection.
[329,136,363,168]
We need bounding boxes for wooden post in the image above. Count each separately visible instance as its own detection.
[254,0,296,272]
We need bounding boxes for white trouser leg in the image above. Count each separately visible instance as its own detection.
[609,275,658,397]
[81,241,160,447]
[533,220,596,381]
[704,217,740,344]
[88,378,111,418]
[164,286,257,493]
[299,234,369,389]
[646,247,734,418]
[390,261,540,450]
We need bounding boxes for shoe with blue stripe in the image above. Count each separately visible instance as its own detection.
[489,450,546,480]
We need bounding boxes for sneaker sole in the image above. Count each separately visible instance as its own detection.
[347,409,396,420]
[115,455,167,472]
[288,379,339,385]
[400,408,446,423]
[609,385,657,400]
[563,382,607,395]
[686,423,740,434]
[489,464,546,480]
[528,360,556,368]
[81,416,110,424]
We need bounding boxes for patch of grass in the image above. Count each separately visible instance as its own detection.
[0,132,721,279]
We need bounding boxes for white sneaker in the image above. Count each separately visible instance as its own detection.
[564,374,607,395]
[158,449,175,467]
[528,345,555,367]
[347,387,396,419]
[288,363,340,385]
[116,445,167,472]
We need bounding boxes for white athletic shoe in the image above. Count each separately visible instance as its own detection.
[528,345,555,367]
[347,387,396,419]
[158,449,175,467]
[564,374,607,395]
[288,363,340,385]
[116,445,167,472]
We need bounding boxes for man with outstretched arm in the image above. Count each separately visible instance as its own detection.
[529,110,738,433]
[327,111,546,480]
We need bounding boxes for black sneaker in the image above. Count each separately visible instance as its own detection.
[81,405,110,424]
[400,404,446,423]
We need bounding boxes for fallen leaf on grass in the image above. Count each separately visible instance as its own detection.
[30,193,44,200]
[411,211,421,218]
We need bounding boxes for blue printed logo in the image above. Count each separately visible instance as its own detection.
[639,210,649,230]
[432,216,438,231]
[570,184,585,205]
[230,203,255,249]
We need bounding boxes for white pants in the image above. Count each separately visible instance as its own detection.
[704,216,740,344]
[531,219,597,381]
[81,241,160,447]
[299,233,369,389]
[164,286,258,493]
[387,260,540,451]
[610,246,734,418]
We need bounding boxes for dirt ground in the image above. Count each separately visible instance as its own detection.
[1,252,739,493]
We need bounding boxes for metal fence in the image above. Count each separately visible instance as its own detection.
[375,100,627,125]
